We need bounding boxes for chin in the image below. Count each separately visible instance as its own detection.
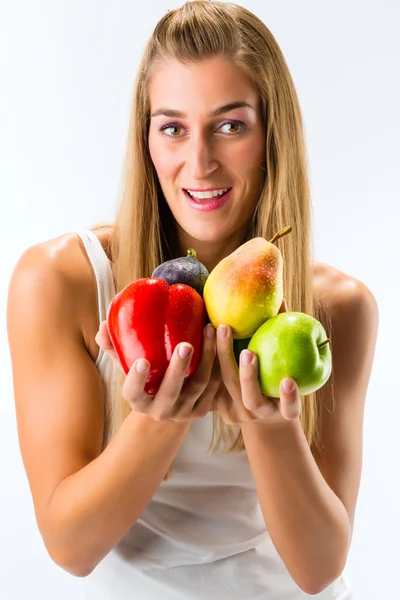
[180,221,228,243]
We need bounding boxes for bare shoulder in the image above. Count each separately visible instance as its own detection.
[11,231,93,291]
[312,259,379,404]
[312,259,378,319]
[8,228,112,364]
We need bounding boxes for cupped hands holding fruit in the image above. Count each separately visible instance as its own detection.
[214,297,300,426]
[97,277,221,422]
[214,298,331,427]
[96,318,221,422]
[101,226,332,427]
[204,226,332,425]
[205,226,332,427]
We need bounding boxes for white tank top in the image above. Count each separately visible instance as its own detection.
[74,229,354,600]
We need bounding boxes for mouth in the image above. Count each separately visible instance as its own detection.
[182,188,233,212]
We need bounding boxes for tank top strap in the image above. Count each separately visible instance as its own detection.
[73,229,115,451]
[74,229,116,323]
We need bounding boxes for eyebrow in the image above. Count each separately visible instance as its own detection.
[150,101,255,119]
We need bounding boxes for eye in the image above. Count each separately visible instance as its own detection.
[158,120,246,139]
[160,124,182,138]
[219,121,245,134]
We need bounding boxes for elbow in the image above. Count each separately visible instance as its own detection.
[298,518,351,594]
[51,553,96,578]
[300,582,335,596]
[44,541,97,578]
[59,561,95,579]
[37,498,101,577]
[39,518,98,578]
[299,581,329,596]
[297,562,347,596]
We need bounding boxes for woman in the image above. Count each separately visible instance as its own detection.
[7,2,378,599]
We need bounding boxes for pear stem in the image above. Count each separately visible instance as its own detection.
[318,338,330,348]
[187,248,197,259]
[269,226,292,245]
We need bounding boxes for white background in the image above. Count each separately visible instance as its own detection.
[1,1,399,598]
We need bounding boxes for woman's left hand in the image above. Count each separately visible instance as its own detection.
[214,298,302,426]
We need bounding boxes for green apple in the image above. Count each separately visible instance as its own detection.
[247,312,332,398]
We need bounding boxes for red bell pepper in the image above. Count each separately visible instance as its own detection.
[106,278,206,395]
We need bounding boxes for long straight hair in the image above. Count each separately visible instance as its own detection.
[93,1,333,480]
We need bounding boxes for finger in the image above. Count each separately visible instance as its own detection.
[187,354,222,419]
[178,324,217,404]
[95,321,121,367]
[279,378,301,421]
[216,324,241,402]
[239,350,279,419]
[122,357,155,411]
[239,350,264,410]
[150,342,195,418]
[95,321,114,349]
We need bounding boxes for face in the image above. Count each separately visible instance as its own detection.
[147,55,266,270]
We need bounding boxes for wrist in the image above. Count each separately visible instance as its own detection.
[125,409,192,434]
[241,416,302,437]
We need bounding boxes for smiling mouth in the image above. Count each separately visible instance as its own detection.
[183,188,232,201]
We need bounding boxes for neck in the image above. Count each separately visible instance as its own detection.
[175,223,251,273]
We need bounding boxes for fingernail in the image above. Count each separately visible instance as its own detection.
[135,359,149,373]
[241,350,253,365]
[281,378,295,393]
[218,325,228,340]
[179,343,192,359]
[206,324,215,340]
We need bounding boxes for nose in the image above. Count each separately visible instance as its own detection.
[185,132,219,180]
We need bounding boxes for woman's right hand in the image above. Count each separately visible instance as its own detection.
[95,321,221,422]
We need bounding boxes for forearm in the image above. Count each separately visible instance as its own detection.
[241,418,351,595]
[44,412,190,577]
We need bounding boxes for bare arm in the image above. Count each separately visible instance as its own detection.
[46,406,191,577]
[240,281,379,594]
[7,244,215,577]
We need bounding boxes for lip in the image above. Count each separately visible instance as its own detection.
[184,187,231,192]
[183,188,232,212]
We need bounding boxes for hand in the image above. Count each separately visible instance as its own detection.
[214,298,302,427]
[95,321,221,422]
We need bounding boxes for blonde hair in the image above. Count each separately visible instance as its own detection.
[93,1,333,480]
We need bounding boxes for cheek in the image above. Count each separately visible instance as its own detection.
[229,135,265,175]
[148,131,172,178]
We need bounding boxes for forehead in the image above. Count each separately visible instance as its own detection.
[148,56,259,113]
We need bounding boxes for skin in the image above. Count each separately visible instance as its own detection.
[7,56,379,589]
[147,56,266,273]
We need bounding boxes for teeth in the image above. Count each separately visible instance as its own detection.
[186,188,229,199]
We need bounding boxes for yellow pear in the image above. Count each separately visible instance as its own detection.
[203,226,292,339]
